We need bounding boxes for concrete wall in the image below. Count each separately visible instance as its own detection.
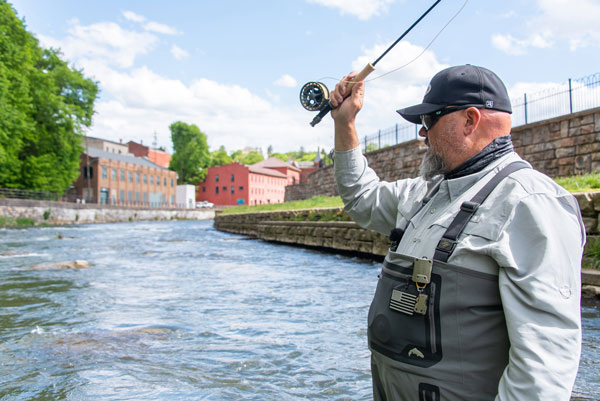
[285,107,600,201]
[0,198,214,225]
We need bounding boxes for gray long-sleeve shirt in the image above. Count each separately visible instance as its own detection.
[334,147,585,400]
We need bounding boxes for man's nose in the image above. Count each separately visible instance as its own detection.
[418,126,427,138]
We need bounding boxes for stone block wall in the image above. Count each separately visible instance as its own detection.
[216,192,599,259]
[285,107,600,201]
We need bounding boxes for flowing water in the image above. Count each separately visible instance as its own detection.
[0,220,597,400]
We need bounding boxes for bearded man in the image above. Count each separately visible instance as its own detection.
[330,65,585,401]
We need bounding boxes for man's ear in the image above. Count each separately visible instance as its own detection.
[463,107,481,137]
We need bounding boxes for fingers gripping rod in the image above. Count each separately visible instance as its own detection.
[307,0,443,127]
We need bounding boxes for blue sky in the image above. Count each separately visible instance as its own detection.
[8,0,600,153]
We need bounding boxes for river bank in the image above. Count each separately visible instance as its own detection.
[0,198,214,226]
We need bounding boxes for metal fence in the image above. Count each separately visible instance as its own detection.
[363,71,600,152]
[0,188,66,202]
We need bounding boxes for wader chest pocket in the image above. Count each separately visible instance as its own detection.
[368,261,442,368]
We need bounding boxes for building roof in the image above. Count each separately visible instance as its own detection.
[252,157,301,172]
[248,166,288,178]
[85,147,167,170]
[85,136,126,147]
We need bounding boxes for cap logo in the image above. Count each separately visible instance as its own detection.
[424,85,432,96]
[485,100,494,108]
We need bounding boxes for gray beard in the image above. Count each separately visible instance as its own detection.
[419,146,448,180]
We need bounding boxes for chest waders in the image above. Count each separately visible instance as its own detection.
[368,162,529,401]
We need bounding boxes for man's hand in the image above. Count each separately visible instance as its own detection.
[330,72,365,125]
[331,73,365,151]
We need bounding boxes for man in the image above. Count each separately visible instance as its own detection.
[329,65,585,401]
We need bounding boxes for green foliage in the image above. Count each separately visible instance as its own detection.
[583,236,600,270]
[219,195,344,215]
[210,145,232,167]
[168,121,210,184]
[15,217,34,227]
[365,143,378,152]
[43,209,51,220]
[0,2,98,193]
[555,173,600,193]
[270,152,289,162]
[238,151,264,165]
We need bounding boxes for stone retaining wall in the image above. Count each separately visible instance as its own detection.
[285,107,600,201]
[0,198,214,225]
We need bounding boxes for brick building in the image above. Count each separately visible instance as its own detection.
[84,136,130,155]
[197,158,300,206]
[127,140,172,169]
[73,148,178,207]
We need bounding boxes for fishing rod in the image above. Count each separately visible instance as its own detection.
[299,0,443,127]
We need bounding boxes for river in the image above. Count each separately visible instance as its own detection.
[0,220,597,400]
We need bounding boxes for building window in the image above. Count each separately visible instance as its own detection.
[136,172,140,183]
[128,172,133,183]
[128,190,132,202]
[151,175,154,185]
[171,178,174,187]
[136,192,140,203]
[143,192,148,203]
[222,186,227,191]
[101,167,107,179]
[216,186,219,194]
[120,190,124,202]
[83,166,93,178]
[202,187,206,193]
[231,186,234,194]
[100,188,109,204]
[144,174,147,184]
[215,174,219,182]
[112,169,116,180]
[120,170,125,181]
[231,174,235,182]
[157,176,160,186]
[239,186,244,191]
[164,177,167,186]
[170,195,174,205]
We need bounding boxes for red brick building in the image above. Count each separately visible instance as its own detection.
[73,148,177,207]
[197,158,299,206]
[127,141,172,169]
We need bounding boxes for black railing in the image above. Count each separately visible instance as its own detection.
[0,188,64,201]
[363,71,600,153]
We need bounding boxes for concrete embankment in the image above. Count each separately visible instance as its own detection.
[0,198,214,225]
[213,205,600,297]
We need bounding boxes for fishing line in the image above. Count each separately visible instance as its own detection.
[300,0,469,127]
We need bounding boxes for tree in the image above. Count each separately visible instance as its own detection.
[169,121,210,184]
[210,145,232,167]
[239,151,264,165]
[0,1,98,192]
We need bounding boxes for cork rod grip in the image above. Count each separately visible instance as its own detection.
[346,62,376,93]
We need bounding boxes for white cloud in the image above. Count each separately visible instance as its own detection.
[38,20,157,69]
[122,10,180,35]
[170,44,189,60]
[491,33,553,56]
[492,0,600,54]
[122,11,146,23]
[274,74,297,88]
[307,0,395,20]
[143,21,180,35]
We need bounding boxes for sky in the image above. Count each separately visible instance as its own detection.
[7,0,600,154]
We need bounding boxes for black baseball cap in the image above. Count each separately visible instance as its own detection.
[396,64,512,124]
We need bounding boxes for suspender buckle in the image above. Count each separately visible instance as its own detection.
[460,201,479,213]
[436,238,457,254]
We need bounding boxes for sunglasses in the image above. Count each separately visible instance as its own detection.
[420,105,479,131]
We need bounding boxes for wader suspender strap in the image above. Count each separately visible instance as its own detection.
[433,161,530,262]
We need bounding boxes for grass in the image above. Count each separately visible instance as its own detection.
[583,236,600,270]
[0,217,36,228]
[555,172,600,193]
[218,196,344,215]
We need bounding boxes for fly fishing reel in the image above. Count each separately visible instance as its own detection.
[300,82,330,112]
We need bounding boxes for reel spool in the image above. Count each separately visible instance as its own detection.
[299,82,329,111]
